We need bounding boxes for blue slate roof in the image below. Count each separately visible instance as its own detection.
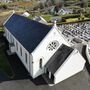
[4,14,52,53]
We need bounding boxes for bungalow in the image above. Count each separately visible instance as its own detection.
[3,13,86,86]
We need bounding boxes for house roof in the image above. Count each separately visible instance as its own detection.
[4,14,52,53]
[45,44,73,74]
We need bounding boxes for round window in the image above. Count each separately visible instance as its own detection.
[47,40,59,51]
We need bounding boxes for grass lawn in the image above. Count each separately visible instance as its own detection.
[0,44,14,78]
[0,27,4,32]
[85,7,90,13]
[41,14,52,22]
[28,14,34,19]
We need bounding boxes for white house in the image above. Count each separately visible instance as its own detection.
[44,44,85,86]
[33,16,48,25]
[58,8,73,15]
[50,6,73,15]
[3,13,86,86]
[22,12,30,17]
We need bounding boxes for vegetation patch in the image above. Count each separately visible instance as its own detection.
[41,14,52,22]
[0,45,14,78]
[0,27,4,32]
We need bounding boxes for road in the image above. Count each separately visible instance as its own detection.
[0,68,90,90]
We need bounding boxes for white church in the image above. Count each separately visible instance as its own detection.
[3,13,86,86]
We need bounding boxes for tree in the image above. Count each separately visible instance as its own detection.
[2,4,8,9]
[51,0,55,4]
[39,2,44,9]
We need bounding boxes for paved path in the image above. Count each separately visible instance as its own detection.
[0,69,90,90]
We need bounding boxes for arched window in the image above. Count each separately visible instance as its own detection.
[16,42,18,51]
[20,47,22,56]
[39,58,42,69]
[25,53,27,64]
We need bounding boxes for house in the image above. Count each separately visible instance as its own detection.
[22,12,30,17]
[58,8,73,15]
[3,13,86,86]
[44,44,85,85]
[33,16,48,25]
[3,13,70,78]
[50,6,73,15]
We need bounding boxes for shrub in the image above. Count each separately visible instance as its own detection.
[0,4,8,9]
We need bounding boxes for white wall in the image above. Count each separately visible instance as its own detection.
[4,27,33,77]
[4,27,12,43]
[31,26,70,78]
[15,40,30,71]
[54,49,86,84]
[4,25,70,79]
